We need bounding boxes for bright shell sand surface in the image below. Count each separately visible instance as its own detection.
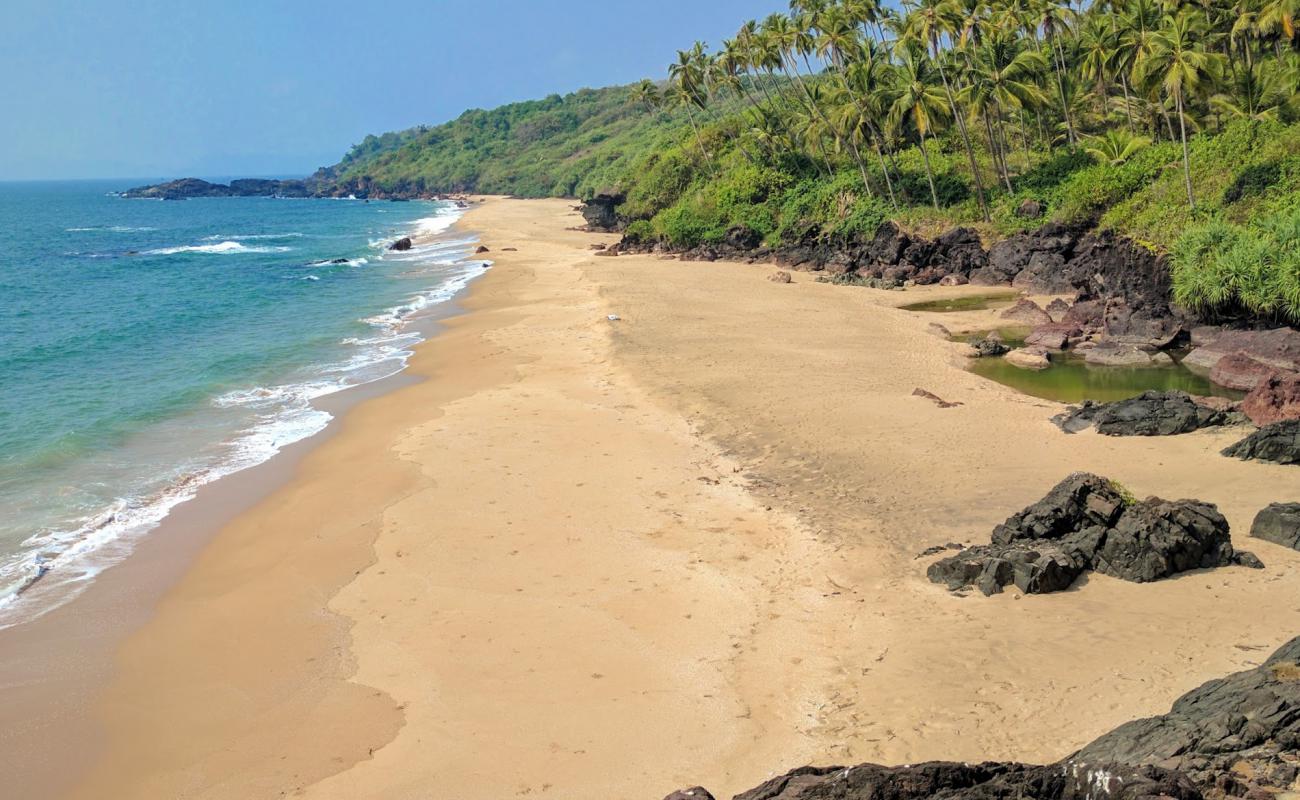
[66,198,1300,799]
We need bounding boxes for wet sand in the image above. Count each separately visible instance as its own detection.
[25,197,1300,799]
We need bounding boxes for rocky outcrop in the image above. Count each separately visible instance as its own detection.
[668,635,1300,800]
[1240,371,1300,426]
[727,761,1199,800]
[969,338,1009,358]
[120,177,320,199]
[1184,328,1300,377]
[389,237,413,251]
[1223,419,1300,465]
[1052,391,1243,436]
[1072,634,1300,795]
[581,189,626,232]
[1250,503,1300,551]
[1209,352,1277,390]
[927,473,1252,596]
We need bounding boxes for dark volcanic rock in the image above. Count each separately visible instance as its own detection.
[122,176,316,199]
[728,760,1200,800]
[929,227,987,275]
[389,237,413,251]
[1052,391,1241,436]
[969,338,1009,358]
[866,221,910,266]
[684,635,1300,800]
[973,224,1079,288]
[1222,419,1300,465]
[1240,370,1300,425]
[1093,499,1234,582]
[1250,503,1300,551]
[929,473,1245,595]
[1073,635,1300,794]
[580,189,625,232]
[726,225,762,250]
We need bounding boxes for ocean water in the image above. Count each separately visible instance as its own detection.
[0,180,484,627]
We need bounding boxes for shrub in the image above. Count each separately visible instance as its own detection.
[623,219,656,243]
[1224,162,1281,204]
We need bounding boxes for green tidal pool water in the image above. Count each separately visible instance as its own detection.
[900,292,1020,313]
[967,353,1244,404]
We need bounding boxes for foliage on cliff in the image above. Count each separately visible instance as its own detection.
[330,86,707,199]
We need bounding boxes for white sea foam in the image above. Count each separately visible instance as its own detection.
[0,202,475,629]
[145,240,294,255]
[200,232,305,241]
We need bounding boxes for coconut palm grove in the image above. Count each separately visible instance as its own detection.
[335,0,1300,321]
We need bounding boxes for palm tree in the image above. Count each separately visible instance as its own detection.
[900,0,992,221]
[668,44,717,175]
[1136,10,1225,208]
[961,33,1050,190]
[888,44,951,209]
[1084,129,1153,164]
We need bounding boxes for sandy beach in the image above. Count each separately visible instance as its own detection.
[45,197,1300,799]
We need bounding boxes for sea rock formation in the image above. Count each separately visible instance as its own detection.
[666,635,1300,800]
[1250,503,1300,551]
[1222,419,1300,465]
[389,237,413,251]
[581,189,627,232]
[1052,391,1243,436]
[999,298,1053,326]
[927,473,1252,596]
[1240,371,1300,425]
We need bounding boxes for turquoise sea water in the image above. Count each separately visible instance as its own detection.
[0,181,482,625]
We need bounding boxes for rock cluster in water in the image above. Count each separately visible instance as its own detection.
[671,634,1300,800]
[926,473,1258,596]
[1052,391,1244,436]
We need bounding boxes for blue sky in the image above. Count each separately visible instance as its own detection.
[1,0,790,180]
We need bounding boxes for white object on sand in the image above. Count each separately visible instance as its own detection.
[607,314,620,321]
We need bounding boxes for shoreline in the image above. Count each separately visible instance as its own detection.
[0,211,485,800]
[9,197,1300,799]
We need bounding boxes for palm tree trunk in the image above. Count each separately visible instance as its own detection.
[1119,73,1136,133]
[684,105,717,176]
[985,109,1014,192]
[918,129,941,210]
[873,140,899,210]
[1176,90,1195,209]
[931,44,991,221]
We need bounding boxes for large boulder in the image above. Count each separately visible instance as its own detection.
[389,237,413,251]
[929,473,1251,596]
[1240,370,1300,425]
[999,299,1052,326]
[1183,327,1300,380]
[1093,499,1234,582]
[663,788,715,800]
[1004,346,1051,370]
[1209,351,1277,391]
[1222,419,1300,465]
[1250,503,1300,551]
[929,227,987,276]
[1082,343,1157,367]
[972,224,1080,287]
[865,221,910,266]
[1052,391,1242,436]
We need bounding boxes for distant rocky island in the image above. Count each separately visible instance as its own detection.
[118,175,464,202]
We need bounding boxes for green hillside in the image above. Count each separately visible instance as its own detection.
[333,0,1300,320]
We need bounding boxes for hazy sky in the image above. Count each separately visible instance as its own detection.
[0,0,791,181]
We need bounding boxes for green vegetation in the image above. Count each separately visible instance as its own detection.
[334,0,1300,320]
[330,86,730,199]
